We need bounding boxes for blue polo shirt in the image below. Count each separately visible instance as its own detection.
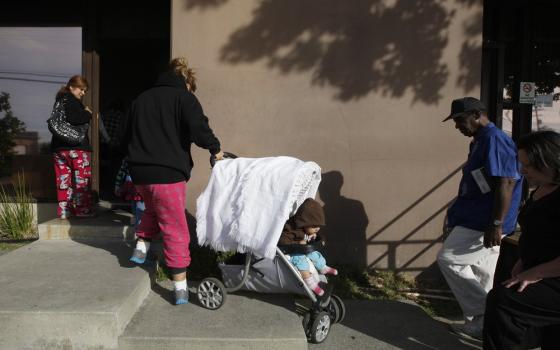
[447,123,522,234]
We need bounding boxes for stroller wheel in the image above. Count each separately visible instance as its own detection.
[309,311,331,344]
[302,312,311,338]
[326,296,340,323]
[197,277,227,310]
[328,294,346,324]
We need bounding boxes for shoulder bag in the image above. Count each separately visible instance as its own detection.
[47,94,89,146]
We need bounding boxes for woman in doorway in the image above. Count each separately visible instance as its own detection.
[121,57,223,305]
[483,130,560,349]
[50,75,94,219]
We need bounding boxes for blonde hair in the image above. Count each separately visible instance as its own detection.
[170,57,197,93]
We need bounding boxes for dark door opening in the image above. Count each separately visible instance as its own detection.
[0,1,170,203]
[97,2,170,201]
[483,0,560,142]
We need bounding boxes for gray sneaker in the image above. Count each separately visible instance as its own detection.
[129,249,146,265]
[450,316,483,340]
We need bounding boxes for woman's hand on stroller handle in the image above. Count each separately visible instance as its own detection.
[209,151,238,167]
[214,151,225,161]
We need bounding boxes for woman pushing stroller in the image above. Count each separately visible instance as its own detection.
[122,57,223,305]
[279,198,338,296]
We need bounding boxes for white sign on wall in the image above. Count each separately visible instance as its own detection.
[520,82,536,104]
[536,94,554,107]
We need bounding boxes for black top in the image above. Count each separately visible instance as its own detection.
[121,71,221,184]
[518,186,560,269]
[50,92,92,152]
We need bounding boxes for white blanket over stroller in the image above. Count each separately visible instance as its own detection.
[196,156,321,259]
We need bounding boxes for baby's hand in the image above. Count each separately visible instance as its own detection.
[299,240,307,245]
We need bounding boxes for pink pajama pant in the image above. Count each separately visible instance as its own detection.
[134,182,191,270]
[53,150,93,217]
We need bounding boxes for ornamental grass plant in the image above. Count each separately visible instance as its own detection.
[0,173,36,240]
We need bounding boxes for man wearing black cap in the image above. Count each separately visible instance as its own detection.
[438,97,522,339]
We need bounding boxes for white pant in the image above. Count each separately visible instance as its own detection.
[437,226,500,319]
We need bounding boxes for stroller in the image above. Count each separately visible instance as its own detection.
[194,153,346,344]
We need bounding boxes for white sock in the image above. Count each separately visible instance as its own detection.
[174,279,187,291]
[136,240,150,254]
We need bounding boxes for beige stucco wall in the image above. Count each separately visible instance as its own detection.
[172,0,483,273]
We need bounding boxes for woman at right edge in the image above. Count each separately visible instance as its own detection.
[483,130,560,349]
[121,57,224,305]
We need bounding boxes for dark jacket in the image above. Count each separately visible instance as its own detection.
[278,198,325,245]
[50,92,92,152]
[121,71,221,184]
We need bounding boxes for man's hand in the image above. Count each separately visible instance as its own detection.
[483,225,503,248]
[85,106,92,113]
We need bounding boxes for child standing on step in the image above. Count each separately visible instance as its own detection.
[114,160,144,229]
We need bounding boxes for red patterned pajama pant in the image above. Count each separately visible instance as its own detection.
[53,150,93,217]
[134,182,191,270]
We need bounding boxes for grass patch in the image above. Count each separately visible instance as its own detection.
[0,241,28,252]
[328,265,462,319]
[0,173,36,240]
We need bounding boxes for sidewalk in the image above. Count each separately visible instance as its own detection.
[0,239,481,350]
[122,280,481,350]
[307,300,480,349]
[0,207,482,349]
[119,282,481,350]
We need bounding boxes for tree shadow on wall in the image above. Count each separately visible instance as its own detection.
[457,6,483,93]
[318,171,369,267]
[184,0,482,103]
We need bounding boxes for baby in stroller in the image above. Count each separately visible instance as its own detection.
[279,198,338,296]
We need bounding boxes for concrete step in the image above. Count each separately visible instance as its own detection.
[119,283,308,350]
[0,240,151,350]
[38,209,135,240]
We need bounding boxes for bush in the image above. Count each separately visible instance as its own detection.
[0,173,36,240]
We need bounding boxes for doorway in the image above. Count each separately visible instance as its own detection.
[96,2,170,201]
[0,1,171,202]
[483,0,560,141]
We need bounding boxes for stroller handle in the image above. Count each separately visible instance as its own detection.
[210,151,238,168]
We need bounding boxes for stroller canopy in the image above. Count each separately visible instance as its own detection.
[196,156,321,259]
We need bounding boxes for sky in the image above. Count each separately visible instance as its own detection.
[0,27,82,143]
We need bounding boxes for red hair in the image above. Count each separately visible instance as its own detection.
[57,75,89,98]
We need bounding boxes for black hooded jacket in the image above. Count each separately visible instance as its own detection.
[121,71,221,184]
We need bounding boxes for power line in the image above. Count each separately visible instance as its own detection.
[0,70,74,78]
[0,76,66,84]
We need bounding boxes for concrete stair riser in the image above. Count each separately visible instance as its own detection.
[38,222,135,240]
[0,240,151,350]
